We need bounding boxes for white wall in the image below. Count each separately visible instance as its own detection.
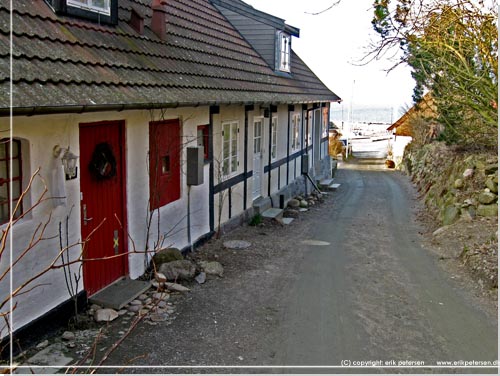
[0,106,211,337]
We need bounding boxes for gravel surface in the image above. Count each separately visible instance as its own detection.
[12,159,497,374]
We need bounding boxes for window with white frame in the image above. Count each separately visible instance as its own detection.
[222,121,238,177]
[277,32,291,72]
[67,0,111,15]
[0,139,23,225]
[291,113,301,151]
[271,117,278,160]
[322,107,329,138]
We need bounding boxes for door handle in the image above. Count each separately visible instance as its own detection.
[83,204,93,225]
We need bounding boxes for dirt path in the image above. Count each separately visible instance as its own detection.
[68,159,497,373]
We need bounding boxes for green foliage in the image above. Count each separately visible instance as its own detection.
[371,0,498,149]
[249,213,263,226]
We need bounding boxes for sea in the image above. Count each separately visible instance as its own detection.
[330,106,399,126]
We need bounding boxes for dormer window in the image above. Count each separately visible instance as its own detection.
[277,31,291,72]
[67,0,111,16]
[44,0,118,25]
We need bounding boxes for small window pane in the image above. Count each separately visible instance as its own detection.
[0,143,6,159]
[0,203,8,223]
[161,156,170,175]
[11,181,21,200]
[231,156,237,172]
[11,159,20,178]
[0,161,6,180]
[10,141,18,158]
[0,184,7,202]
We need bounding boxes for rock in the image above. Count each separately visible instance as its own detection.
[478,192,497,205]
[223,240,251,250]
[130,299,142,306]
[283,209,299,218]
[127,304,142,312]
[152,248,183,268]
[288,198,300,208]
[195,272,206,284]
[199,261,224,277]
[463,168,474,179]
[138,294,148,300]
[477,204,498,217]
[61,331,75,341]
[164,282,190,292]
[117,309,128,316]
[442,205,460,226]
[296,195,304,201]
[94,308,118,322]
[485,178,498,193]
[454,179,464,189]
[153,292,170,301]
[154,272,167,283]
[432,226,449,237]
[149,312,168,322]
[484,163,498,175]
[159,259,196,281]
[299,200,308,208]
[66,342,76,349]
[157,301,167,309]
[36,340,49,350]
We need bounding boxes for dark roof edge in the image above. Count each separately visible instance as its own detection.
[210,0,300,37]
[1,99,341,117]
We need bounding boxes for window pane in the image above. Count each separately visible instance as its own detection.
[10,140,19,158]
[223,159,229,176]
[11,159,20,178]
[223,124,230,141]
[231,156,237,172]
[11,181,20,200]
[0,160,6,180]
[0,184,7,202]
[0,143,5,159]
[0,203,8,223]
[223,140,230,159]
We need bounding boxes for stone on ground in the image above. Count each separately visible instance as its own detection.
[199,261,224,277]
[94,308,119,322]
[478,192,497,205]
[288,198,300,208]
[158,259,196,281]
[223,240,251,249]
[152,248,183,267]
[195,272,207,284]
[61,331,75,341]
[164,282,190,292]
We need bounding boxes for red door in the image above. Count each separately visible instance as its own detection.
[79,120,128,295]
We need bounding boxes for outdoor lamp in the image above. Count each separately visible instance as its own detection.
[54,145,79,180]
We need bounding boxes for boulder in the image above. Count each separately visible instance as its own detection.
[453,179,464,189]
[485,178,498,193]
[478,192,497,205]
[199,261,224,277]
[152,248,183,268]
[463,169,474,179]
[477,204,498,217]
[442,205,460,226]
[300,200,308,208]
[484,163,498,175]
[159,259,196,281]
[288,198,300,208]
[94,308,118,322]
[61,331,75,341]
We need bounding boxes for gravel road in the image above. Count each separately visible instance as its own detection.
[97,158,497,374]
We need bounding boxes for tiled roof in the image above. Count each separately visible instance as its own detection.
[0,0,340,115]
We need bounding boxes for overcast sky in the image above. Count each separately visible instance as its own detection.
[244,0,416,116]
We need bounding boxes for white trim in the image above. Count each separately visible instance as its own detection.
[67,0,111,16]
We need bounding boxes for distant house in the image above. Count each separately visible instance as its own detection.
[0,0,340,339]
[387,92,436,138]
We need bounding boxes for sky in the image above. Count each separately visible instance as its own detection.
[243,0,416,117]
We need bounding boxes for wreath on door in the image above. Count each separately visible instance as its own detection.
[89,142,117,180]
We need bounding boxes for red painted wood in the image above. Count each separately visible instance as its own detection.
[79,120,128,296]
[149,119,181,210]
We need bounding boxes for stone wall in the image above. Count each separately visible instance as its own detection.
[403,142,498,226]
